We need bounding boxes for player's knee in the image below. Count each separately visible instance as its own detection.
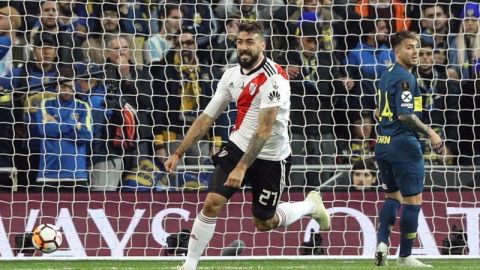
[253,219,274,231]
[203,198,225,217]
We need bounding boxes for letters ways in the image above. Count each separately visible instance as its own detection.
[0,192,478,257]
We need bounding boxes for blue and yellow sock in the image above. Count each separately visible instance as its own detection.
[377,198,401,244]
[399,204,421,257]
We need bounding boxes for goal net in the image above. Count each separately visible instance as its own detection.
[0,0,478,258]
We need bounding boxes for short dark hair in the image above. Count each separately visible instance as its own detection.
[101,2,119,17]
[226,14,241,26]
[352,158,377,178]
[390,31,419,49]
[179,25,196,36]
[421,3,447,14]
[57,64,76,83]
[33,32,58,47]
[238,22,264,38]
[420,38,434,49]
[105,34,131,49]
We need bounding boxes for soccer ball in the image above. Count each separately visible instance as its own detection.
[32,224,62,253]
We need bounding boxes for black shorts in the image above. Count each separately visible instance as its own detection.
[209,141,291,221]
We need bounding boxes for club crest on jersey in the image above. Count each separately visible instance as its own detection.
[249,83,257,95]
[273,80,279,89]
[401,81,410,91]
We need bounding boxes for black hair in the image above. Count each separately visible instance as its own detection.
[238,22,264,38]
[352,158,378,178]
[420,39,434,49]
[421,3,447,14]
[158,4,181,29]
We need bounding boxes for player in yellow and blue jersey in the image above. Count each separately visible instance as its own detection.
[374,31,444,268]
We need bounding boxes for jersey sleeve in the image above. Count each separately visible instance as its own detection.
[395,75,416,115]
[0,36,11,59]
[259,74,290,109]
[203,70,232,119]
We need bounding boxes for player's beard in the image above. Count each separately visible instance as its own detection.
[238,50,260,69]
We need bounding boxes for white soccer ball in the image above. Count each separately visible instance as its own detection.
[32,224,62,253]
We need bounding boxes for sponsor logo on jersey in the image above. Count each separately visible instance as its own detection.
[218,149,228,157]
[401,91,412,102]
[268,90,281,103]
[227,82,234,90]
[401,103,413,108]
[249,83,257,95]
[401,90,413,108]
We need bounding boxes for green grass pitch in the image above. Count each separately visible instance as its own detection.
[1,259,479,270]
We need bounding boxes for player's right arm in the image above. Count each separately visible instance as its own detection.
[164,113,217,173]
[163,71,232,173]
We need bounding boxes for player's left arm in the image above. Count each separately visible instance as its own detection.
[240,106,278,168]
[399,114,444,154]
[395,76,444,154]
[224,106,278,188]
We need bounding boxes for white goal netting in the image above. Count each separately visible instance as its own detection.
[0,0,478,258]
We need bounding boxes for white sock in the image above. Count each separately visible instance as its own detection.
[276,201,315,227]
[184,211,216,270]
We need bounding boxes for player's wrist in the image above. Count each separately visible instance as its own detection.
[427,127,436,137]
[236,162,248,171]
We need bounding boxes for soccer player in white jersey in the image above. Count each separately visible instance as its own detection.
[164,22,331,270]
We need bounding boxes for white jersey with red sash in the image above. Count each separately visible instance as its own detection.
[204,57,291,161]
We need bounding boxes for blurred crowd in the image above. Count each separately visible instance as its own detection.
[0,0,478,191]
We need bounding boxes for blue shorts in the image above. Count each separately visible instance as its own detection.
[376,158,425,196]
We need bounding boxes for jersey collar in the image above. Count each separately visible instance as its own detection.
[240,57,267,76]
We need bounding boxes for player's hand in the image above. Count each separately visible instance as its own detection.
[45,113,57,122]
[225,166,246,189]
[428,130,445,155]
[447,68,459,80]
[286,66,301,79]
[374,108,380,120]
[155,148,167,164]
[340,77,355,91]
[164,153,181,173]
